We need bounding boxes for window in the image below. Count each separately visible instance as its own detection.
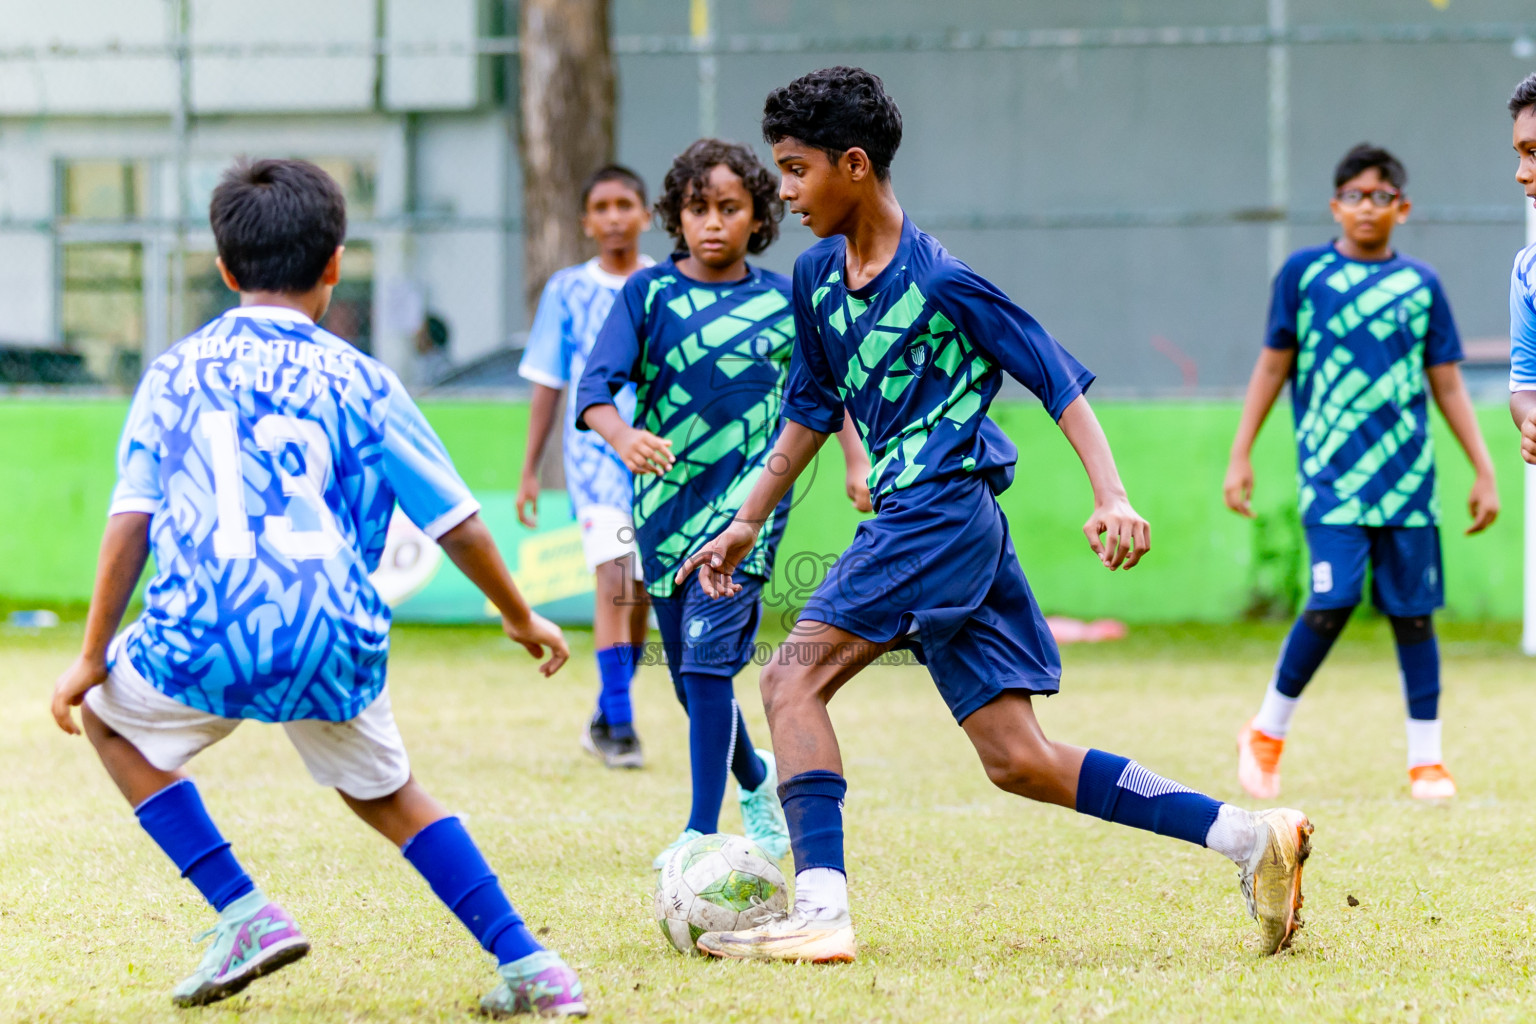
[61,243,144,385]
[60,161,150,220]
[178,251,240,336]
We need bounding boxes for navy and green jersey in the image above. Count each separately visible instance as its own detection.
[784,215,1093,503]
[575,259,794,598]
[1266,242,1462,527]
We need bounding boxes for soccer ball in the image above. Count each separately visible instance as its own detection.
[654,833,787,955]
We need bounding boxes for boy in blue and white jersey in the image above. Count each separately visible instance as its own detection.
[676,67,1313,963]
[50,159,587,1017]
[1226,144,1498,804]
[1508,75,1536,468]
[518,164,654,769]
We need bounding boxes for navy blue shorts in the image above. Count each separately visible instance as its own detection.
[1304,524,1443,617]
[653,573,766,697]
[799,475,1061,724]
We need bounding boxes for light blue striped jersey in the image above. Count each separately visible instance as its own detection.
[111,306,478,722]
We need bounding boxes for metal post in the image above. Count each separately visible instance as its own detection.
[164,0,191,359]
[1266,0,1290,275]
[691,0,716,138]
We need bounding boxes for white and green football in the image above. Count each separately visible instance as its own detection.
[654,833,787,955]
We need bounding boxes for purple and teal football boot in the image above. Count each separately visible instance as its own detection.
[170,891,310,1007]
[480,950,587,1018]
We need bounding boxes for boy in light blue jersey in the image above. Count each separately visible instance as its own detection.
[1507,75,1536,471]
[1227,144,1498,804]
[518,164,655,769]
[50,159,587,1017]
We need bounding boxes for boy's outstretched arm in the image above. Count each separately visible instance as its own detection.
[675,420,828,597]
[835,418,872,513]
[1427,362,1499,534]
[1056,395,1150,571]
[1224,347,1296,518]
[437,513,569,676]
[516,383,564,528]
[51,512,151,734]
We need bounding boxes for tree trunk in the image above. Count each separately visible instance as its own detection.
[518,0,614,318]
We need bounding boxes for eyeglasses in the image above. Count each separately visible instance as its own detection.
[1335,187,1401,208]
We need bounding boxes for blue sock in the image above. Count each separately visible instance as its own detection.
[401,816,542,965]
[778,770,847,874]
[1074,750,1221,847]
[1396,636,1440,720]
[596,646,635,740]
[1273,610,1349,698]
[134,779,255,912]
[732,714,767,792]
[680,673,763,833]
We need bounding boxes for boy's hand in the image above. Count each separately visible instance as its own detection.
[515,473,540,529]
[1223,453,1256,518]
[845,464,873,513]
[1084,496,1151,570]
[675,520,761,598]
[1521,410,1536,465]
[51,655,108,735]
[1466,472,1499,534]
[503,610,570,676]
[616,427,675,476]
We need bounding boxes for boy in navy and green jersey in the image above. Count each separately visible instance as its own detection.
[577,139,871,870]
[1227,144,1498,803]
[675,67,1314,963]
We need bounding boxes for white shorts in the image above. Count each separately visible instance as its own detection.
[85,639,411,800]
[577,504,644,577]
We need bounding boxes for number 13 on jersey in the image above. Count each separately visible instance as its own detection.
[199,410,346,561]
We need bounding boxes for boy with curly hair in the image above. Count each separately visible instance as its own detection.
[576,138,868,868]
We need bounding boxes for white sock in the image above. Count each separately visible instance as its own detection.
[1252,681,1299,738]
[1406,718,1443,768]
[1204,804,1261,865]
[793,867,849,921]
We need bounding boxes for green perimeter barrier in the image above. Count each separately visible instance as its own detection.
[0,397,1522,623]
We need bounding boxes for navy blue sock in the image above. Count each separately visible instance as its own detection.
[681,673,762,833]
[731,708,767,792]
[401,816,542,965]
[596,645,635,740]
[1074,750,1221,848]
[1273,610,1349,699]
[1395,636,1440,720]
[134,779,255,912]
[778,770,847,874]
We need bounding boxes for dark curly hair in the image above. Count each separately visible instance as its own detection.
[762,66,903,181]
[1512,72,1536,119]
[655,139,784,256]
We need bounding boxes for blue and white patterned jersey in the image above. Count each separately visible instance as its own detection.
[1510,243,1536,392]
[110,306,479,723]
[519,257,652,513]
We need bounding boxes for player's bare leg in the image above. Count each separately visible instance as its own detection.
[961,693,1313,955]
[82,703,186,804]
[696,621,897,963]
[82,704,311,1004]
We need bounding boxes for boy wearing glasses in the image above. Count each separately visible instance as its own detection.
[1224,143,1498,802]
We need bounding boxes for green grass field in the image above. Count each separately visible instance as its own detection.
[5,618,1536,1023]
